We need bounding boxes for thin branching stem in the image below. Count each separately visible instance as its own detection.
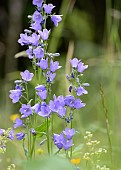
[99,83,113,170]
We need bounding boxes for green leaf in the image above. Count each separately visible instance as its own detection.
[35,121,50,138]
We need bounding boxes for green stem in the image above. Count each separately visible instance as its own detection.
[25,83,29,102]
[46,117,50,155]
[30,136,36,158]
[70,119,73,158]
[27,124,30,159]
[51,114,53,154]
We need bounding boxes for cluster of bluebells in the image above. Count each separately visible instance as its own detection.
[8,0,89,157]
[53,127,75,150]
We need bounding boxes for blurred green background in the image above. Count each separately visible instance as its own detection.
[0,0,121,169]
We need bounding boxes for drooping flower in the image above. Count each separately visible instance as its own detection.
[20,104,33,118]
[32,11,43,23]
[53,133,65,149]
[33,46,44,59]
[63,127,75,139]
[46,71,56,83]
[62,139,73,150]
[20,70,34,82]
[70,58,80,68]
[31,22,42,31]
[49,95,66,118]
[8,129,14,140]
[37,102,51,117]
[16,132,25,140]
[26,46,34,59]
[18,33,29,46]
[13,118,23,128]
[64,95,75,108]
[43,3,55,14]
[50,59,61,72]
[32,0,43,8]
[53,132,73,150]
[51,15,62,27]
[77,62,88,73]
[39,29,50,40]
[29,33,40,46]
[9,89,22,103]
[32,103,41,114]
[37,58,48,70]
[74,99,85,109]
[76,86,88,96]
[35,85,47,100]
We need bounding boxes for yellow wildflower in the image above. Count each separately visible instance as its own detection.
[10,114,20,121]
[71,158,81,165]
[36,148,44,155]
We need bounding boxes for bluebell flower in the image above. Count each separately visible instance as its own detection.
[53,132,73,150]
[20,104,33,118]
[46,71,56,82]
[62,139,73,150]
[20,70,34,82]
[37,58,48,70]
[49,95,66,118]
[43,3,55,14]
[64,95,75,108]
[70,58,80,68]
[77,61,88,73]
[9,89,22,103]
[32,103,41,114]
[31,22,42,31]
[13,118,23,128]
[53,133,65,149]
[26,46,34,59]
[8,129,14,140]
[50,59,61,72]
[33,46,44,59]
[32,11,42,23]
[38,102,51,117]
[35,85,47,100]
[76,86,88,96]
[39,29,50,40]
[18,33,29,46]
[74,99,85,109]
[33,0,43,8]
[16,132,25,140]
[29,33,39,46]
[51,15,62,27]
[63,127,75,139]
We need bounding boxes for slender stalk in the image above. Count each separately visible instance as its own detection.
[46,117,50,155]
[25,83,29,102]
[51,114,53,154]
[30,136,36,158]
[99,83,113,169]
[70,119,73,158]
